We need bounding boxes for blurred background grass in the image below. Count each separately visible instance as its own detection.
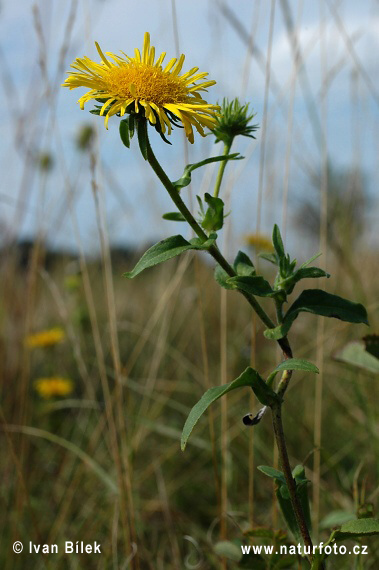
[1,0,378,568]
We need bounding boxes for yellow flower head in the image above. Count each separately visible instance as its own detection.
[244,233,274,252]
[62,32,220,143]
[34,377,74,400]
[25,327,65,349]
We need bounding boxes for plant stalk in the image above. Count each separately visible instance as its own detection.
[271,401,314,560]
[143,123,313,562]
[213,141,232,198]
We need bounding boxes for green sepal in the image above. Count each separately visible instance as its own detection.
[119,117,131,148]
[265,289,369,340]
[181,366,266,450]
[201,193,224,232]
[172,153,242,190]
[162,212,186,222]
[227,275,276,298]
[136,118,148,160]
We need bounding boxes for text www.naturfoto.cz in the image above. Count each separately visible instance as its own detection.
[241,543,368,556]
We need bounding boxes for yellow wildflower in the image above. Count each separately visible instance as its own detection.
[62,32,219,143]
[244,233,274,252]
[25,327,65,349]
[34,377,74,399]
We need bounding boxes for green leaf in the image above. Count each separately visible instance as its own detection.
[259,252,278,266]
[214,265,234,290]
[265,289,369,340]
[189,233,217,250]
[124,235,194,278]
[238,552,266,568]
[227,275,275,297]
[173,153,242,190]
[275,485,302,543]
[214,541,241,562]
[272,358,319,375]
[332,518,379,541]
[281,267,330,294]
[201,193,224,231]
[181,367,269,450]
[288,289,369,324]
[258,465,286,485]
[119,118,130,148]
[233,251,255,276]
[320,511,356,529]
[334,341,379,374]
[273,224,285,261]
[136,118,148,160]
[162,212,186,222]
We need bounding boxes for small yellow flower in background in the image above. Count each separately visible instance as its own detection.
[25,327,65,349]
[244,233,274,252]
[62,32,219,143]
[34,377,74,399]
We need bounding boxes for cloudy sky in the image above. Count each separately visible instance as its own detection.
[0,0,378,254]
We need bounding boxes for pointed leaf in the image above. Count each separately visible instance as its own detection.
[258,465,286,485]
[162,212,186,222]
[233,251,255,276]
[272,359,319,374]
[265,289,368,340]
[259,252,278,266]
[181,367,265,450]
[333,518,379,541]
[173,153,242,190]
[124,235,194,278]
[227,275,275,297]
[214,265,234,290]
[202,193,224,231]
[273,224,285,261]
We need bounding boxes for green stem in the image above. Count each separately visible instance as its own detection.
[141,121,313,562]
[213,141,232,198]
[142,121,276,332]
[271,402,314,560]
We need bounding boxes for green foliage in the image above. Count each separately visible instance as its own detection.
[119,117,131,148]
[201,193,224,231]
[162,212,186,222]
[172,153,242,190]
[259,465,312,543]
[228,275,276,298]
[181,367,277,450]
[265,289,368,340]
[335,340,379,374]
[210,98,259,145]
[136,117,148,159]
[214,250,255,290]
[272,359,319,375]
[124,235,206,279]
